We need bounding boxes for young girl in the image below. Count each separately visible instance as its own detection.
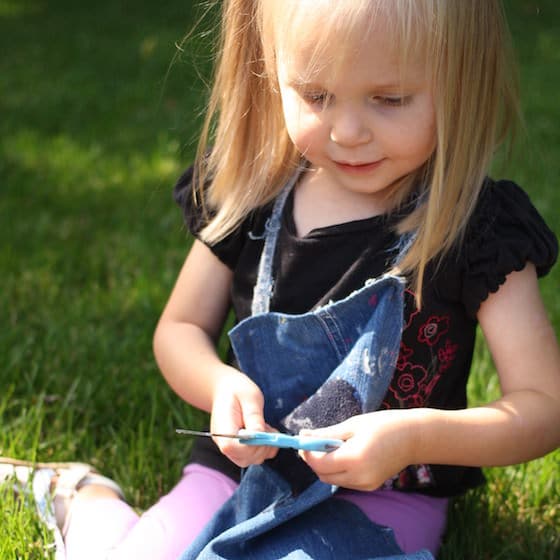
[2,0,559,558]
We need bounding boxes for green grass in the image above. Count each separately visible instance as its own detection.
[0,1,558,558]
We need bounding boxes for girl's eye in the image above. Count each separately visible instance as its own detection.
[302,91,329,106]
[375,96,412,107]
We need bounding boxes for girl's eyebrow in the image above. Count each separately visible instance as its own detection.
[287,77,413,94]
[286,77,323,89]
[370,83,411,94]
[284,67,420,91]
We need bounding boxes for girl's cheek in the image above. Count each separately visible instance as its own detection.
[285,122,315,155]
[295,115,325,149]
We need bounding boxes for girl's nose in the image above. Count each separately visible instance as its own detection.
[329,107,372,147]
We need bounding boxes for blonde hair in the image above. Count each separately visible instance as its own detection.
[193,0,519,304]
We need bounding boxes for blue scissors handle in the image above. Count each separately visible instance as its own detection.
[238,430,342,453]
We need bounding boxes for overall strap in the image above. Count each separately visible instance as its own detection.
[251,170,300,316]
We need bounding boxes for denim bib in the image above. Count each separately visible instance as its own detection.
[180,174,434,559]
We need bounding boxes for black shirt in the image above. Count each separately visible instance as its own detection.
[174,167,558,496]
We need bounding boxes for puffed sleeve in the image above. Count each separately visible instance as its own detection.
[444,179,558,318]
[172,165,247,270]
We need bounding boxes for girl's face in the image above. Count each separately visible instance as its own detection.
[276,9,436,205]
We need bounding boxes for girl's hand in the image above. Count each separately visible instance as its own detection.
[298,410,418,491]
[210,373,278,467]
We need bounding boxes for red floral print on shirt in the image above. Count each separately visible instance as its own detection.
[383,292,460,489]
[396,342,414,371]
[389,360,429,407]
[417,315,450,346]
[438,339,459,373]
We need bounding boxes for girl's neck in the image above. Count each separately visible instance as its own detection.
[292,168,392,238]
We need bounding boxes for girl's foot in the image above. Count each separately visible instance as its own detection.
[0,456,124,552]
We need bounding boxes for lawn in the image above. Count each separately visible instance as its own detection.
[1,1,558,558]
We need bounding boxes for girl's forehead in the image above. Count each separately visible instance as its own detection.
[266,0,427,77]
[268,1,427,83]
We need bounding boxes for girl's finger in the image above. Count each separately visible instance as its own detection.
[298,448,345,475]
[241,406,267,433]
[317,471,377,491]
[299,421,355,442]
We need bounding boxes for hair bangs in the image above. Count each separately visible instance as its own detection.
[262,0,430,93]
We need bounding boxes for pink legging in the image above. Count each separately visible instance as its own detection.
[64,463,447,559]
[64,464,237,560]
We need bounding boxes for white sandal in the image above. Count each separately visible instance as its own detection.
[0,457,125,560]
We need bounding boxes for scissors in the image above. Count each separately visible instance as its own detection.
[176,428,343,453]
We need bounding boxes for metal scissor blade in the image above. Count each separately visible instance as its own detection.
[175,429,244,439]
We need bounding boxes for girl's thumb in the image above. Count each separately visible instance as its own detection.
[300,421,352,441]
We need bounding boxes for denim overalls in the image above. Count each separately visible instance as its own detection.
[180,175,434,560]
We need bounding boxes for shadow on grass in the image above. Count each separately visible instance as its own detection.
[0,0,217,149]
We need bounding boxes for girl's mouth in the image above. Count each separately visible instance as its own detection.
[334,159,385,174]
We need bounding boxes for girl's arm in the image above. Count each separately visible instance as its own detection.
[416,262,560,465]
[300,263,560,490]
[153,240,277,466]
